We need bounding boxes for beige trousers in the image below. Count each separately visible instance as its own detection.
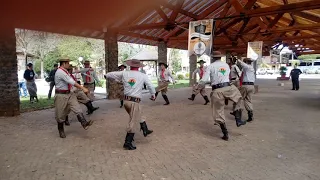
[54,93,82,123]
[240,85,255,111]
[84,83,95,100]
[123,100,145,133]
[155,81,169,95]
[192,83,207,96]
[211,85,243,124]
[74,90,90,104]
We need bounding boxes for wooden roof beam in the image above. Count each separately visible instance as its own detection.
[169,0,185,22]
[198,0,228,19]
[161,2,198,20]
[155,7,169,22]
[267,13,284,29]
[119,22,167,31]
[229,0,243,13]
[118,31,162,42]
[293,11,320,23]
[215,2,232,28]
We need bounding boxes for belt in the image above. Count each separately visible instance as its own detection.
[124,95,141,103]
[242,82,254,85]
[231,78,236,80]
[55,89,70,94]
[212,82,231,90]
[84,83,94,85]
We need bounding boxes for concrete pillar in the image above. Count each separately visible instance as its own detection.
[189,54,197,86]
[104,30,120,99]
[157,41,167,71]
[0,27,20,116]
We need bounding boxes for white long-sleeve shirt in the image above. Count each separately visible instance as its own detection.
[80,68,99,84]
[199,60,230,86]
[238,60,255,83]
[230,64,242,80]
[105,70,155,99]
[55,68,76,90]
[158,69,175,82]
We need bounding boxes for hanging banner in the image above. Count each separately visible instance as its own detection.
[247,41,263,61]
[188,19,215,57]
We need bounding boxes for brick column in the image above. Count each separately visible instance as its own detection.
[157,41,167,71]
[0,27,20,116]
[189,54,197,86]
[104,30,120,99]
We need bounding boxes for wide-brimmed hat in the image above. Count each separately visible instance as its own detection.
[197,60,206,64]
[125,59,145,68]
[67,65,75,70]
[27,63,33,67]
[158,62,168,68]
[84,60,91,64]
[118,64,127,69]
[243,58,254,62]
[58,58,71,62]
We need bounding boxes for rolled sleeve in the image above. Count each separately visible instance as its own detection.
[105,71,123,82]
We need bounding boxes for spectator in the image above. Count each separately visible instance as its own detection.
[48,64,58,99]
[18,66,28,98]
[24,63,38,103]
[290,65,302,91]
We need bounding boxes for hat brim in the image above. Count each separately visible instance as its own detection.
[197,60,206,64]
[59,59,71,62]
[158,63,168,68]
[118,65,127,69]
[125,60,144,68]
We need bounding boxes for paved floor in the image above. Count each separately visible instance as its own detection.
[1,79,320,180]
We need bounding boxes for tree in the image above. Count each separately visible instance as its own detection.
[298,54,320,60]
[15,29,38,65]
[168,48,182,73]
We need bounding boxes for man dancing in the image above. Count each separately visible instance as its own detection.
[152,62,175,105]
[105,59,155,150]
[199,55,246,141]
[80,60,100,101]
[188,60,210,105]
[54,59,94,138]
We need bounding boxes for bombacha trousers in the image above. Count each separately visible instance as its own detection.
[123,100,146,133]
[55,93,82,123]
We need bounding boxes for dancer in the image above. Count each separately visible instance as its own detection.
[152,62,175,105]
[188,60,210,105]
[199,55,246,141]
[105,59,155,150]
[237,58,255,122]
[54,59,93,138]
[79,60,100,101]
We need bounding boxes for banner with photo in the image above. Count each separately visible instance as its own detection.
[247,41,263,61]
[188,19,215,57]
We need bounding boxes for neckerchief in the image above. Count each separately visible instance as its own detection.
[59,67,72,90]
[200,67,204,79]
[161,69,165,79]
[86,70,91,83]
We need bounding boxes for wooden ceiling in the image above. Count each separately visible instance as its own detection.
[2,0,320,55]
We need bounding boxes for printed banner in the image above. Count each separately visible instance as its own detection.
[247,41,263,61]
[188,19,215,57]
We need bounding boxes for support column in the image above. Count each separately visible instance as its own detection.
[0,27,20,116]
[157,41,167,71]
[104,30,119,99]
[189,54,197,86]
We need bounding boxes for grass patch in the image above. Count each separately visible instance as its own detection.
[20,96,54,112]
[152,80,190,89]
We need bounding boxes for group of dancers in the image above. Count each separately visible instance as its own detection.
[53,54,255,150]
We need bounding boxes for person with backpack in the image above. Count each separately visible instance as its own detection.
[48,64,58,99]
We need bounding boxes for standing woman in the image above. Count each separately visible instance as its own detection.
[24,63,38,103]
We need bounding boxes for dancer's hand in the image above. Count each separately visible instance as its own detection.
[150,95,155,101]
[82,87,89,94]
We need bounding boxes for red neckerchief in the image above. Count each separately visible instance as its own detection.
[161,69,165,79]
[70,74,76,81]
[86,70,91,82]
[200,67,204,79]
[59,67,72,90]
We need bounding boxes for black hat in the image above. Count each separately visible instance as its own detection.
[27,63,33,67]
[118,64,127,69]
[158,62,168,68]
[197,60,206,64]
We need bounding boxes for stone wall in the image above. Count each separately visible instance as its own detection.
[0,28,20,116]
[189,54,197,86]
[104,31,120,99]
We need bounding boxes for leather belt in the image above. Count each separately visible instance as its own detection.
[231,78,236,80]
[242,82,254,85]
[55,89,70,94]
[124,95,141,103]
[212,82,231,90]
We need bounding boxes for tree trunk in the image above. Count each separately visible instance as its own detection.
[40,59,44,79]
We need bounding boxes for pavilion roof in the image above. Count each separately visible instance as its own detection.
[2,0,320,55]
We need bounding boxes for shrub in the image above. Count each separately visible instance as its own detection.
[185,73,189,78]
[177,74,184,80]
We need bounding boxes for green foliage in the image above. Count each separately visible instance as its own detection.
[279,66,287,75]
[185,73,189,78]
[20,96,54,112]
[169,48,182,73]
[298,54,320,60]
[57,37,93,62]
[177,74,184,80]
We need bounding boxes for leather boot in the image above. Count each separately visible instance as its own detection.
[123,133,136,150]
[247,111,254,122]
[225,99,229,105]
[77,114,93,130]
[234,109,246,127]
[65,115,70,126]
[203,96,210,105]
[188,94,195,101]
[218,123,229,141]
[58,123,66,138]
[85,102,99,115]
[120,100,124,108]
[150,92,158,101]
[140,121,153,137]
[162,95,170,105]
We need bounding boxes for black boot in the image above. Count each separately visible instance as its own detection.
[234,109,246,127]
[85,102,99,115]
[123,133,136,150]
[120,100,124,108]
[188,94,196,101]
[162,95,170,105]
[219,123,229,141]
[140,121,153,137]
[247,111,254,122]
[65,116,70,126]
[77,114,94,130]
[203,96,210,105]
[58,123,66,138]
[225,99,229,105]
[150,92,158,101]
[35,96,39,102]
